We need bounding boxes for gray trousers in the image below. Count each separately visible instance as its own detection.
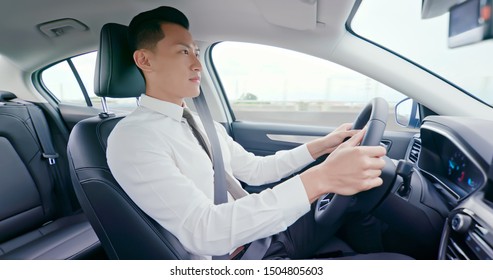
[262,204,413,260]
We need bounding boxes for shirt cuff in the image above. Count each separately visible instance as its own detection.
[271,174,311,225]
[291,143,316,165]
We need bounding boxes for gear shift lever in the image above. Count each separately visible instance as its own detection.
[396,160,414,198]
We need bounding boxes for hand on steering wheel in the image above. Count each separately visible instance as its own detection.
[314,97,392,229]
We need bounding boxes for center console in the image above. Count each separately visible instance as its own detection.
[439,193,493,259]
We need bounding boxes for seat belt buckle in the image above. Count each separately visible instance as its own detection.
[43,153,59,165]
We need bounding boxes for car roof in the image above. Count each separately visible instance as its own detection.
[0,0,351,71]
[2,0,493,119]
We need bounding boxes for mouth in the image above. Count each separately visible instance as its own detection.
[189,76,201,83]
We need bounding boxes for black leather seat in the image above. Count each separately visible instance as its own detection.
[67,23,191,259]
[0,91,101,259]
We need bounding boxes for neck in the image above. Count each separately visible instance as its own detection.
[145,88,184,106]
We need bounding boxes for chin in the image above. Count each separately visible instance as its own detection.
[188,89,201,98]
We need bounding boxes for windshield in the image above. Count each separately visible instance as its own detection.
[351,0,493,107]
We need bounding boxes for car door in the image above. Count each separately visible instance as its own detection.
[209,42,418,193]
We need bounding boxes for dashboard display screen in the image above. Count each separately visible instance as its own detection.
[443,146,484,194]
[449,0,481,38]
[418,125,488,200]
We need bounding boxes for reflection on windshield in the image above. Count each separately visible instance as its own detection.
[351,0,493,107]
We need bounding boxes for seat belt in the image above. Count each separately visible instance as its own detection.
[193,89,271,260]
[23,103,74,215]
[193,90,228,205]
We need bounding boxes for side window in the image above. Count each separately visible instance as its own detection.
[211,42,411,131]
[40,51,137,110]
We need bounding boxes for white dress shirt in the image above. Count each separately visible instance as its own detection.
[107,94,314,259]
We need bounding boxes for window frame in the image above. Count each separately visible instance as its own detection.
[207,41,413,130]
[34,51,96,107]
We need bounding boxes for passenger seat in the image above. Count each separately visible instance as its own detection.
[0,91,102,259]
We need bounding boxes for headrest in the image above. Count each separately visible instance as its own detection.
[94,23,145,98]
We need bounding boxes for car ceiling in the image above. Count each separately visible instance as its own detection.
[0,0,354,72]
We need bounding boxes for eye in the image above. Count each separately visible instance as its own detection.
[182,49,189,55]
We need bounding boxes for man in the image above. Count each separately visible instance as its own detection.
[107,6,408,260]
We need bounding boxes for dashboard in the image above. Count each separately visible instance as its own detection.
[443,148,483,194]
[417,120,489,201]
[407,116,493,259]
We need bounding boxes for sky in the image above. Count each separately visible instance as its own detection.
[352,0,493,106]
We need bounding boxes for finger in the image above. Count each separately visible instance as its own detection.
[337,123,353,131]
[339,129,359,139]
[362,168,382,179]
[361,156,386,172]
[363,177,384,190]
[361,146,387,158]
[339,128,359,143]
[341,128,366,147]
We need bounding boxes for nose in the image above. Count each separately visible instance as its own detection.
[192,54,202,72]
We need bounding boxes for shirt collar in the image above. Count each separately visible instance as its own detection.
[138,94,184,122]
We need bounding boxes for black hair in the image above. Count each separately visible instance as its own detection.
[128,6,189,51]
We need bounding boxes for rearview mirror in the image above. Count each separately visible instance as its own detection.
[395,98,420,128]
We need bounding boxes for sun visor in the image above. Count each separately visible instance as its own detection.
[253,0,318,30]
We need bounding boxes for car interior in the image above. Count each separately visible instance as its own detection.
[1,0,493,261]
[0,91,101,259]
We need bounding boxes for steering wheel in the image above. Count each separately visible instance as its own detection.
[314,97,393,229]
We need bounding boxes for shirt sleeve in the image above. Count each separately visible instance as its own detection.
[216,123,315,186]
[107,122,311,257]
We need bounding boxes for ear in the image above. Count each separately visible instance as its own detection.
[133,50,152,73]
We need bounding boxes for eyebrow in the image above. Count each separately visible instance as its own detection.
[177,42,200,53]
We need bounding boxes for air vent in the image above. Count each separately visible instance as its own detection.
[468,225,493,259]
[408,137,421,164]
[446,238,470,260]
[445,218,493,260]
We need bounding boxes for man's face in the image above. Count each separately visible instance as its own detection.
[137,23,202,104]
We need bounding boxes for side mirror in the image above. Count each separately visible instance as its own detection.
[395,98,421,128]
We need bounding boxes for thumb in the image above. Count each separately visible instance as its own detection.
[342,127,366,147]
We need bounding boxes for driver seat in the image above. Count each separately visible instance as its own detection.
[67,23,191,259]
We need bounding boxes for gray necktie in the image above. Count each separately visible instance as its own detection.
[183,108,212,160]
